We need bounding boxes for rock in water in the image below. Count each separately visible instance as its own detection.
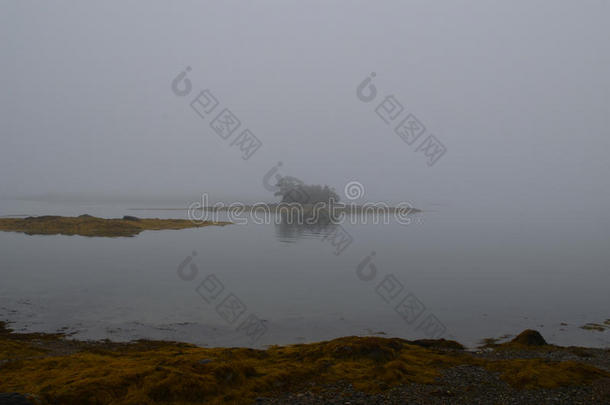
[0,393,34,405]
[122,215,140,221]
[511,329,547,346]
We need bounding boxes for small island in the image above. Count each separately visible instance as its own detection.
[0,215,230,237]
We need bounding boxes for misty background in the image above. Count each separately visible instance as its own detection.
[1,0,609,219]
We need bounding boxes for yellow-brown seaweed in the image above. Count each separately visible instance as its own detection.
[0,323,608,405]
[0,215,230,237]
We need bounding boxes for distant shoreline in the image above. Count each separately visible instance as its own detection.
[129,204,422,214]
[0,215,230,237]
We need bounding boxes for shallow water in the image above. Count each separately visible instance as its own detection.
[0,198,608,348]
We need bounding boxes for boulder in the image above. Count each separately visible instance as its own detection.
[511,329,547,346]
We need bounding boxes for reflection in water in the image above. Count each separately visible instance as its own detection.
[1,199,609,348]
[274,211,342,242]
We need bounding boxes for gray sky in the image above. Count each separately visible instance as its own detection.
[1,0,609,217]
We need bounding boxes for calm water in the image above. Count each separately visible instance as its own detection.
[0,199,608,348]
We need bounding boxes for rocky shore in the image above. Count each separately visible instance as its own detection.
[0,323,608,404]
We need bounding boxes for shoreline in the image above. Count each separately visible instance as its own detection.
[1,322,609,404]
[0,215,230,237]
[129,204,422,213]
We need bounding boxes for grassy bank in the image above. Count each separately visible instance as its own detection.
[0,323,608,404]
[0,215,230,237]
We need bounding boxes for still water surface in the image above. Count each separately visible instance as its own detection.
[0,199,608,348]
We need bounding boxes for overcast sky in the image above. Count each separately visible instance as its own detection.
[1,0,609,217]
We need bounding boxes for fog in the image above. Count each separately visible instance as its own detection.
[2,0,609,219]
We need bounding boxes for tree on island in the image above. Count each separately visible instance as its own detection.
[274,176,340,204]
